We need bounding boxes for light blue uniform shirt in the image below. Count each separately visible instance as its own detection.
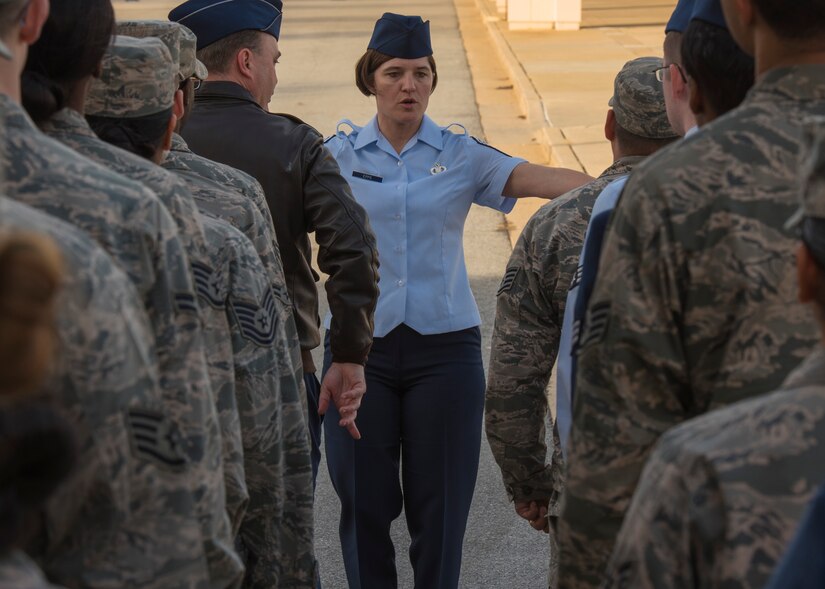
[556,175,628,454]
[325,115,524,338]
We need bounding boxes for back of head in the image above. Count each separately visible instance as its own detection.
[85,35,178,160]
[682,20,754,119]
[21,0,114,124]
[0,232,73,556]
[609,57,679,156]
[752,0,825,40]
[0,233,62,397]
[169,0,283,75]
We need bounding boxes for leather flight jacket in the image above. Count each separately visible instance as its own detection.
[184,82,379,372]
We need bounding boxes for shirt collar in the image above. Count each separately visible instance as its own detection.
[783,345,825,391]
[195,81,261,109]
[354,114,444,153]
[749,64,825,104]
[41,108,98,140]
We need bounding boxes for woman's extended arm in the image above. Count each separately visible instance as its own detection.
[503,162,593,200]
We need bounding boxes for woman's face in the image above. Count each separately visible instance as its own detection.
[372,57,434,127]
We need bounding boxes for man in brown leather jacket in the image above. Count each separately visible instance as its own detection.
[169,0,380,486]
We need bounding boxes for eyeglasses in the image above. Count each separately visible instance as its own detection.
[653,63,687,84]
[191,77,202,91]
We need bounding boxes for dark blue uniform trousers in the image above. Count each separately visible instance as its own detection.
[323,324,485,589]
[304,372,323,487]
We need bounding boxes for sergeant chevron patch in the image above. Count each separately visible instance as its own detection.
[174,292,199,314]
[192,261,226,309]
[498,267,520,295]
[126,408,187,469]
[231,287,278,347]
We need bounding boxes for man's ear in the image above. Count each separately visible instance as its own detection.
[671,63,689,99]
[735,0,755,27]
[172,88,185,120]
[604,109,617,142]
[19,0,49,46]
[236,47,254,80]
[798,242,820,304]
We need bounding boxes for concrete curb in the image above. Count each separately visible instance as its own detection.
[472,0,586,173]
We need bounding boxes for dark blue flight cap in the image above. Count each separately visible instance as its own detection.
[666,0,695,33]
[690,0,727,28]
[368,13,432,59]
[169,0,283,50]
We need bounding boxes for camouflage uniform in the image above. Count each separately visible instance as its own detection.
[200,214,315,588]
[603,119,825,589]
[86,31,315,585]
[0,552,66,589]
[486,158,640,581]
[559,65,825,588]
[605,346,825,589]
[0,197,209,588]
[57,39,247,544]
[486,57,673,588]
[0,90,235,584]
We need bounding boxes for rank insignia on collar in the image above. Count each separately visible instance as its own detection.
[430,162,447,175]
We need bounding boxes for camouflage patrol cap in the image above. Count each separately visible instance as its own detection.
[116,20,208,81]
[85,36,178,119]
[609,57,678,140]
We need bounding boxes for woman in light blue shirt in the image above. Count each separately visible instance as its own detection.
[322,13,590,589]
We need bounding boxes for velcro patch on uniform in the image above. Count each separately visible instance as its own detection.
[192,262,226,309]
[498,267,521,296]
[126,409,187,469]
[352,171,383,183]
[579,302,611,349]
[174,292,199,314]
[231,288,278,347]
[471,136,513,157]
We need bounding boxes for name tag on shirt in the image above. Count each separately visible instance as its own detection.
[353,171,383,183]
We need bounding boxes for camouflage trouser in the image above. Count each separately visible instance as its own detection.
[548,519,559,589]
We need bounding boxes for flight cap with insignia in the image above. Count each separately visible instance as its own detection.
[787,121,825,269]
[368,13,432,59]
[609,57,678,140]
[0,0,20,60]
[116,20,208,81]
[690,0,727,28]
[85,36,177,119]
[666,0,696,33]
[169,0,283,51]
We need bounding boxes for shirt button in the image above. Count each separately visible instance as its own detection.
[394,214,401,220]
[397,161,403,167]
[395,246,402,253]
[397,280,405,287]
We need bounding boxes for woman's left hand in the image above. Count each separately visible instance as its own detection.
[318,362,367,439]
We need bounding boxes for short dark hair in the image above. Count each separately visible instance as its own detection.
[614,122,677,157]
[86,109,173,161]
[753,0,825,40]
[681,20,754,118]
[663,31,682,66]
[22,0,114,125]
[197,30,263,75]
[355,49,438,97]
[0,0,26,38]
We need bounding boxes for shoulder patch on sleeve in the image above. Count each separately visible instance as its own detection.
[230,287,278,347]
[471,136,513,157]
[578,301,611,350]
[497,267,521,296]
[126,408,187,470]
[192,261,227,309]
